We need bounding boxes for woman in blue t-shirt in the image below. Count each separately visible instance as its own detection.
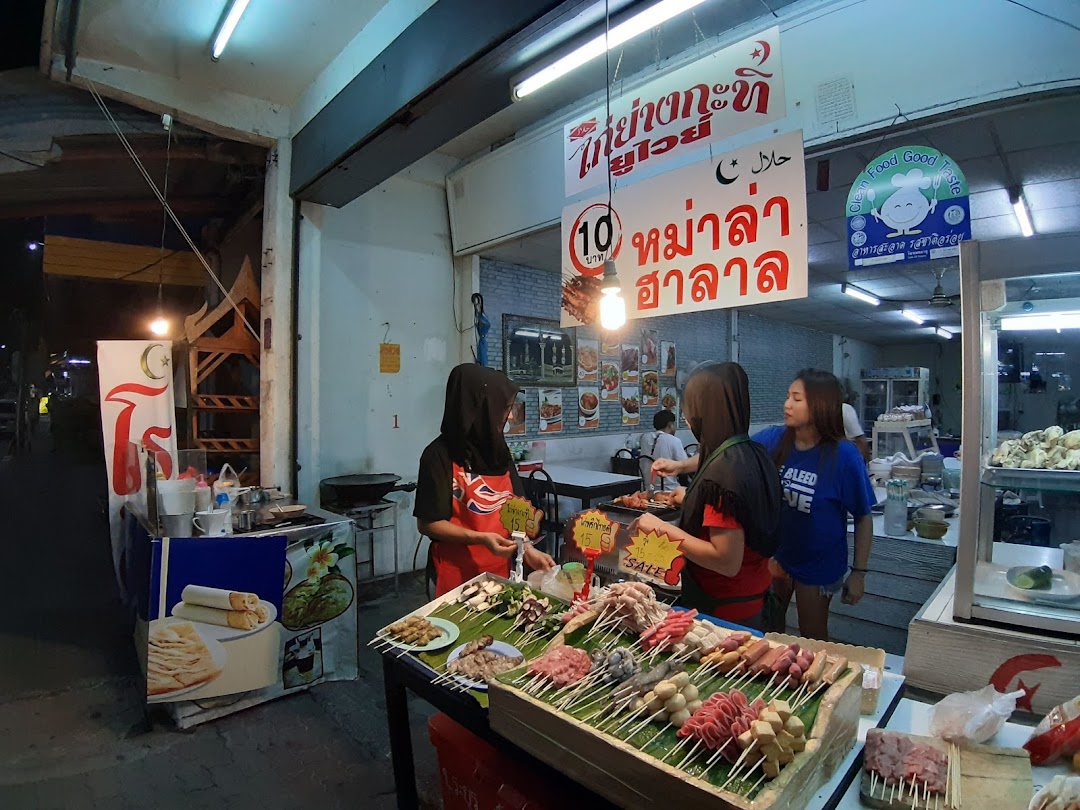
[753,369,875,641]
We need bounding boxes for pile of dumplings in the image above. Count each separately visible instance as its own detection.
[990,426,1080,470]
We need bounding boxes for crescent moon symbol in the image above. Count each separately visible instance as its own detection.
[141,343,167,380]
[716,163,739,185]
[755,40,771,64]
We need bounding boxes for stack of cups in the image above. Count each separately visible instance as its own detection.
[158,478,197,536]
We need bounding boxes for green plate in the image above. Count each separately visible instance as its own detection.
[380,616,460,652]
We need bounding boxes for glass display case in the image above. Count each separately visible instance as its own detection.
[859,369,930,432]
[954,241,1080,635]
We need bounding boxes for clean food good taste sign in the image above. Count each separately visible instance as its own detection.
[563,27,785,198]
[560,130,808,327]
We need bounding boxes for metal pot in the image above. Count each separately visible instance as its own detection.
[319,474,416,506]
[239,487,270,506]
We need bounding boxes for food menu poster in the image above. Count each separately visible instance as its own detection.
[661,341,676,377]
[661,387,679,418]
[147,536,286,703]
[601,362,619,401]
[601,338,621,356]
[577,339,598,383]
[539,388,563,434]
[621,345,639,383]
[642,371,659,407]
[622,385,640,426]
[504,391,526,435]
[578,386,600,429]
[641,330,658,367]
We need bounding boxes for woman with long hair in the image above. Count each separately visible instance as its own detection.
[753,368,875,640]
[414,364,554,596]
[635,362,782,627]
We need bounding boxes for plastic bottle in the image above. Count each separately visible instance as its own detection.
[883,478,910,537]
[216,492,233,535]
[195,476,212,513]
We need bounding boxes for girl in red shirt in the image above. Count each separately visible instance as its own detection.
[414,364,554,596]
[631,362,782,627]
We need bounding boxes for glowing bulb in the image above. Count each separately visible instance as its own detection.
[599,288,626,330]
[150,318,170,336]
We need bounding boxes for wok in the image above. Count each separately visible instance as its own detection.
[320,473,416,506]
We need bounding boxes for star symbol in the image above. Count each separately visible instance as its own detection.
[730,159,738,168]
[751,48,762,60]
[159,356,171,369]
[1015,678,1040,713]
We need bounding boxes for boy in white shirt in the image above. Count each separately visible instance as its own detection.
[643,410,688,490]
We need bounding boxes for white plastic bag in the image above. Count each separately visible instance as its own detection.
[929,685,1024,744]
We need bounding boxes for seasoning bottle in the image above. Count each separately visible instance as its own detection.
[883,478,910,537]
[195,476,212,513]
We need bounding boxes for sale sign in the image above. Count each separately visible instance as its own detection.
[569,509,617,555]
[500,496,542,539]
[563,27,785,197]
[620,529,685,588]
[560,130,808,327]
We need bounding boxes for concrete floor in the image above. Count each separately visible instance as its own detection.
[0,425,440,809]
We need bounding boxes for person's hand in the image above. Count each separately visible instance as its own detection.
[629,511,669,536]
[477,532,517,557]
[523,544,555,572]
[671,486,687,506]
[767,557,789,580]
[652,458,683,478]
[841,571,865,605]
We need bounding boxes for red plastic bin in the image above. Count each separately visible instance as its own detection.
[427,712,560,810]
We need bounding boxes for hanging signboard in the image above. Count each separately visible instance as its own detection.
[98,340,179,586]
[560,130,808,327]
[845,146,970,269]
[620,529,685,588]
[563,27,785,198]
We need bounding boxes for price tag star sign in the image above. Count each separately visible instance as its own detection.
[570,509,617,555]
[500,496,543,539]
[622,529,685,587]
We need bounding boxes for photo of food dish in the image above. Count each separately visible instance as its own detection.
[169,583,277,641]
[146,619,226,701]
[600,362,619,400]
[601,338,621,356]
[578,386,600,429]
[661,387,678,415]
[561,274,602,326]
[621,345,639,382]
[283,629,323,690]
[642,371,659,406]
[641,330,658,367]
[283,573,356,631]
[577,339,599,382]
[661,341,677,376]
[539,388,563,434]
[504,391,526,436]
[621,386,640,426]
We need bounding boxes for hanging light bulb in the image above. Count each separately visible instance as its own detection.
[150,317,170,336]
[599,258,626,330]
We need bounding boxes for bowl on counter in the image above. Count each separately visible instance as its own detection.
[914,519,948,540]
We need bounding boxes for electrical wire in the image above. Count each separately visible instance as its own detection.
[157,129,172,316]
[1001,0,1080,33]
[605,0,613,227]
[80,74,260,343]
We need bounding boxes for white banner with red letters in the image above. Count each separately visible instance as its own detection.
[563,27,785,198]
[560,130,807,326]
[98,340,179,582]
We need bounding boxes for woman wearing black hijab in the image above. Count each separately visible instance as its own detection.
[632,362,781,626]
[415,364,554,596]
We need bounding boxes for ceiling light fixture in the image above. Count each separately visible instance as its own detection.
[1000,312,1080,331]
[512,0,708,99]
[211,0,251,61]
[901,309,925,325]
[1009,186,1034,238]
[841,283,881,306]
[934,327,953,339]
[150,318,170,336]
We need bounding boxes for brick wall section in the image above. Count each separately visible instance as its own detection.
[479,257,833,440]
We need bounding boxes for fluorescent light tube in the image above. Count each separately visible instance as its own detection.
[841,283,880,306]
[1010,189,1034,237]
[513,0,708,99]
[1000,312,1080,331]
[901,309,925,325]
[212,0,251,60]
[935,327,953,339]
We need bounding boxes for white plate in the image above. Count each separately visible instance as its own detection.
[169,600,278,642]
[146,621,227,703]
[378,616,460,653]
[445,640,523,692]
[1005,566,1080,604]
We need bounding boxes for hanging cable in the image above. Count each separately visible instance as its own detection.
[157,127,172,323]
[80,75,261,343]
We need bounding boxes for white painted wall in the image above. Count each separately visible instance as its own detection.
[296,153,462,576]
[835,335,882,391]
[447,0,1080,253]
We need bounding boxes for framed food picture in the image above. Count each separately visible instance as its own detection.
[641,329,659,367]
[502,315,576,386]
[600,362,619,401]
[538,388,563,434]
[621,386,640,426]
[660,387,678,417]
[642,371,659,406]
[621,344,639,383]
[504,391,526,436]
[601,338,621,356]
[661,341,677,377]
[578,387,600,429]
[577,338,599,383]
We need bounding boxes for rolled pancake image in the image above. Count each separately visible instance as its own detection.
[173,602,260,630]
[181,584,259,611]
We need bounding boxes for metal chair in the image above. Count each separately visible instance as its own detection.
[636,453,660,490]
[525,468,561,559]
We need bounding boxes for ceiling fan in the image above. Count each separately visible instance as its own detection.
[902,267,959,309]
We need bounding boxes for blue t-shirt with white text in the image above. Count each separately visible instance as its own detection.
[753,426,875,586]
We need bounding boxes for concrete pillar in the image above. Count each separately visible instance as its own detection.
[260,139,295,490]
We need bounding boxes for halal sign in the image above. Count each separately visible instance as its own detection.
[567,203,624,276]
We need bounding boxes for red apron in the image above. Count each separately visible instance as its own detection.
[433,463,514,596]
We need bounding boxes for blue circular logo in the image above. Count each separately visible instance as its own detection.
[851,215,867,231]
[851,231,867,247]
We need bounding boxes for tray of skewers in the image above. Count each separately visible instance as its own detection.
[486,580,864,807]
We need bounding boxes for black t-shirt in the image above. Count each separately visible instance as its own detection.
[413,436,524,523]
